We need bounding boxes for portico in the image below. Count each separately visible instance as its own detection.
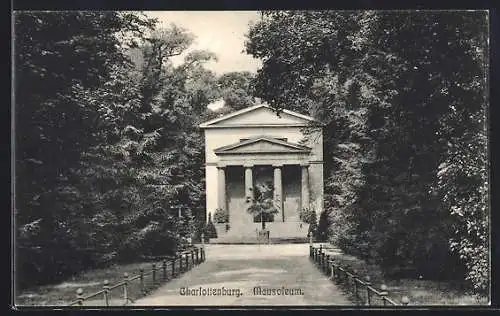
[199,104,323,240]
[213,137,313,225]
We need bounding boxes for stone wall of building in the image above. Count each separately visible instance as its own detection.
[204,127,323,164]
[283,165,301,222]
[202,106,324,224]
[226,166,246,227]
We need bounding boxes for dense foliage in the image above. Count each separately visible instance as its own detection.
[246,10,489,295]
[14,11,253,290]
[15,11,157,289]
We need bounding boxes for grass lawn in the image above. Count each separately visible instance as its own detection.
[16,250,202,307]
[322,249,489,306]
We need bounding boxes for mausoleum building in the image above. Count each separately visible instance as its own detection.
[199,104,323,241]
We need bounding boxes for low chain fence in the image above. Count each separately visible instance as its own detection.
[68,245,206,306]
[310,244,410,306]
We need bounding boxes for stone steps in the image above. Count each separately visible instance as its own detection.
[210,221,310,244]
[209,237,309,244]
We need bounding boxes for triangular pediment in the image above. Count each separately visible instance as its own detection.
[214,136,311,155]
[200,104,318,128]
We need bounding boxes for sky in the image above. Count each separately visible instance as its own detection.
[144,11,263,75]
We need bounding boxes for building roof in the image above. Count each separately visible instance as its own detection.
[214,136,311,155]
[199,103,320,129]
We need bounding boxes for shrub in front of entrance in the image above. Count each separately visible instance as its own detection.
[299,207,315,223]
[309,211,319,239]
[213,208,229,223]
[317,210,330,242]
[300,207,318,238]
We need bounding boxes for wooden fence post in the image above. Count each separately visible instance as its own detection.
[185,252,189,270]
[353,272,359,300]
[330,260,335,279]
[380,284,388,306]
[319,245,323,264]
[103,279,109,307]
[123,272,129,305]
[162,259,167,281]
[401,296,410,306]
[365,276,372,306]
[344,265,351,284]
[325,254,330,273]
[139,268,145,293]
[201,233,205,249]
[152,263,156,284]
[171,258,176,278]
[321,251,325,271]
[76,288,84,306]
[179,254,183,272]
[195,248,199,264]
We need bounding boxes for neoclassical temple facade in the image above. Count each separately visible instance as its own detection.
[199,104,323,240]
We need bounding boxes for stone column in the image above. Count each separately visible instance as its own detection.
[273,164,284,222]
[217,166,226,212]
[244,164,254,202]
[301,163,310,210]
[244,164,254,223]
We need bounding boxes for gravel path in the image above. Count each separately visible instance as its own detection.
[133,244,350,306]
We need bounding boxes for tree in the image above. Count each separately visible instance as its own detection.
[245,10,489,293]
[246,181,279,230]
[433,12,489,293]
[14,11,156,288]
[217,71,257,110]
[14,12,219,290]
[117,24,218,259]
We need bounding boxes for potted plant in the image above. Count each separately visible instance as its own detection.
[300,207,318,240]
[246,181,279,241]
[213,208,230,233]
[214,207,229,224]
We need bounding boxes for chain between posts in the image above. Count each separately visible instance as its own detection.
[309,246,410,306]
[68,246,206,306]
